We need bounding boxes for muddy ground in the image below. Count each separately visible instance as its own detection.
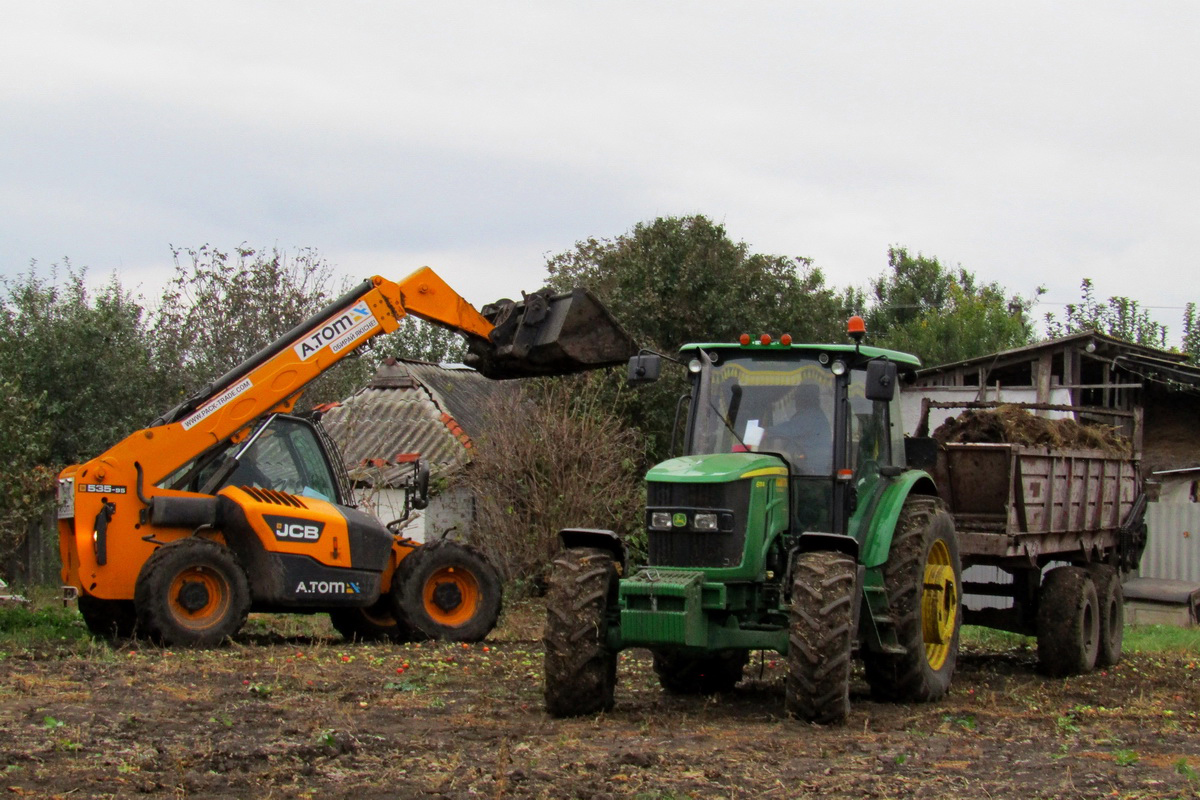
[1,600,1197,799]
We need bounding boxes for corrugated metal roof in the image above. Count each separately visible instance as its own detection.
[321,359,515,488]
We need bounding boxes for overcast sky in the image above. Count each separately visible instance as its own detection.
[2,2,1197,339]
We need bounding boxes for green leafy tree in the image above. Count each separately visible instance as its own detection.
[0,262,166,464]
[865,246,1038,366]
[370,316,468,365]
[1182,302,1199,365]
[0,378,57,568]
[544,215,858,459]
[152,244,373,409]
[1043,278,1168,348]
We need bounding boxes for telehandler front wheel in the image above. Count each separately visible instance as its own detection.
[393,541,502,642]
[863,496,961,703]
[330,596,424,643]
[134,538,251,648]
[543,547,619,718]
[786,550,857,725]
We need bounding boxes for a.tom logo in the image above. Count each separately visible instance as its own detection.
[265,514,325,542]
[295,580,360,595]
[293,302,379,361]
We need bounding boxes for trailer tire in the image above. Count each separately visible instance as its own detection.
[863,496,961,703]
[134,538,250,647]
[543,547,619,718]
[393,541,502,642]
[330,596,424,643]
[1085,564,1124,667]
[78,595,137,641]
[652,649,748,695]
[786,550,857,724]
[1037,566,1100,676]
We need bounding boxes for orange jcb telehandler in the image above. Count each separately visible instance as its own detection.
[56,267,634,647]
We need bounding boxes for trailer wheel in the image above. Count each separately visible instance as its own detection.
[134,538,250,647]
[1038,566,1100,675]
[329,596,424,643]
[393,541,502,642]
[543,547,619,718]
[77,595,137,641]
[863,496,961,703]
[652,649,748,695]
[1085,564,1124,667]
[786,550,857,724]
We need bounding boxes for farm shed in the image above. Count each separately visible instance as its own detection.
[319,358,517,542]
[903,330,1200,608]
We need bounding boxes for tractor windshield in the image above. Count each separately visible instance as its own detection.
[688,352,836,476]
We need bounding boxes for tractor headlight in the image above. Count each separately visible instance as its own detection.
[693,512,719,531]
[650,511,673,530]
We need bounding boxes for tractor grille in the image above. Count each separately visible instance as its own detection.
[646,479,749,569]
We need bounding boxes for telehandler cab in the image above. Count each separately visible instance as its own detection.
[58,267,634,647]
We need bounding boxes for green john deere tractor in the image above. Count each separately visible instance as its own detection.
[543,323,962,724]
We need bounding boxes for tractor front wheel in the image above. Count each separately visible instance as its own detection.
[543,547,619,718]
[652,649,748,695]
[393,541,502,642]
[134,538,251,647]
[863,496,961,703]
[786,550,857,724]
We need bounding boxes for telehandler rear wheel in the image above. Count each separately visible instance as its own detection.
[863,496,961,703]
[1037,566,1100,676]
[652,649,749,695]
[134,538,251,648]
[786,550,857,725]
[1085,563,1124,667]
[329,596,424,643]
[393,541,502,642]
[78,595,137,641]
[543,547,619,718]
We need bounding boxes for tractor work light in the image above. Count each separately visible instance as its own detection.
[831,359,847,376]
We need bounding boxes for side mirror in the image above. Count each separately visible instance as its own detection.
[865,360,898,401]
[410,458,431,510]
[627,353,662,385]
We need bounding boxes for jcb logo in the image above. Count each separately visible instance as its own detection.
[265,514,325,543]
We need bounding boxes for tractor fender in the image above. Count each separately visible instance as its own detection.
[858,470,939,569]
[794,532,859,560]
[558,528,626,571]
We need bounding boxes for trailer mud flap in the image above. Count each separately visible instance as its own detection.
[464,288,636,379]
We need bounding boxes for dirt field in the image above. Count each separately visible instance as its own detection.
[1,599,1197,799]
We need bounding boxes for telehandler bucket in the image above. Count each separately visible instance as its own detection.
[464,288,637,379]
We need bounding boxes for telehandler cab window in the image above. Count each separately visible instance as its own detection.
[223,417,340,501]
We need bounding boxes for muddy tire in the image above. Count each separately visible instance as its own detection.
[863,496,961,703]
[652,649,749,695]
[330,596,424,643]
[543,547,619,718]
[786,550,857,724]
[1037,566,1100,676]
[1085,563,1124,667]
[134,538,250,647]
[393,541,502,642]
[78,595,138,641]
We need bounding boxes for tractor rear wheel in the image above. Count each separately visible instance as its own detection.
[1037,566,1100,676]
[786,550,857,724]
[393,541,502,642]
[543,547,619,718]
[1086,563,1124,667]
[863,496,961,703]
[78,595,137,641]
[330,596,423,643]
[652,649,748,695]
[134,538,251,647]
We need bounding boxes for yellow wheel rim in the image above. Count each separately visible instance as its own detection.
[920,540,958,671]
[422,566,481,627]
[168,566,231,632]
